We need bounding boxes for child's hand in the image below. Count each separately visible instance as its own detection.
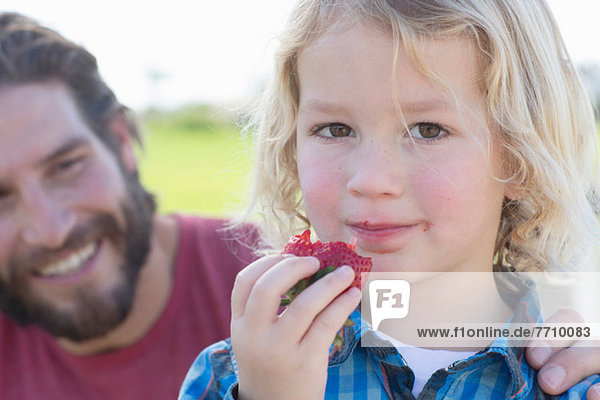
[230,255,362,400]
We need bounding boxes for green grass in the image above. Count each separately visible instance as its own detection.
[137,108,254,217]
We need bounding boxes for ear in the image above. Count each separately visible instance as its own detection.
[108,111,137,173]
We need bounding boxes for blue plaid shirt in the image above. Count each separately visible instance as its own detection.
[179,286,599,400]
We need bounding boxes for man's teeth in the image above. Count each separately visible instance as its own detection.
[36,242,98,277]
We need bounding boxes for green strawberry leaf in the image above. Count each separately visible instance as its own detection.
[279,265,337,307]
[307,265,336,285]
[279,297,292,306]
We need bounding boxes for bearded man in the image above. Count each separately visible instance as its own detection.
[0,12,256,399]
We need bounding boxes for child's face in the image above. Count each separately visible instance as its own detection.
[295,24,510,274]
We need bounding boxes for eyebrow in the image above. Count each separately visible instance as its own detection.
[37,137,92,167]
[299,99,450,115]
[299,100,351,115]
[398,99,450,113]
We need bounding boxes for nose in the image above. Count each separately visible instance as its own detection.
[346,139,405,198]
[20,185,76,249]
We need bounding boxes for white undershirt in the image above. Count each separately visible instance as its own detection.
[375,331,476,397]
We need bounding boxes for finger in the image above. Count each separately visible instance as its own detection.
[277,265,356,343]
[537,344,598,395]
[231,255,290,320]
[588,383,600,400]
[300,285,362,353]
[525,341,552,370]
[243,256,320,329]
[526,307,584,368]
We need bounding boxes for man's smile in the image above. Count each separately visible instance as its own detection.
[33,240,99,279]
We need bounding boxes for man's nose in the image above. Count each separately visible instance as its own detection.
[20,186,76,249]
[346,139,405,199]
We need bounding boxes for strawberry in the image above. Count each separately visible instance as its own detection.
[279,230,372,353]
[280,230,372,303]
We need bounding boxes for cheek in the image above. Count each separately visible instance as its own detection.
[417,165,484,201]
[297,148,345,220]
[414,169,464,226]
[415,158,505,231]
[65,157,127,213]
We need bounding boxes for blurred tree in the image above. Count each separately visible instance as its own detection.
[146,66,170,111]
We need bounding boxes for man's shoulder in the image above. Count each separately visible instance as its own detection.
[175,215,258,243]
[172,214,259,269]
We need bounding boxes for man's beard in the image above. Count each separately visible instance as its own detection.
[0,173,154,342]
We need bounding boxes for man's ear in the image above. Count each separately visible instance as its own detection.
[108,111,137,173]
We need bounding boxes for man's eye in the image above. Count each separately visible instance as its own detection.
[53,157,85,176]
[315,123,354,138]
[58,159,78,169]
[408,123,447,140]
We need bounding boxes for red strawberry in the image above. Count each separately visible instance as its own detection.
[280,230,372,353]
[280,229,372,302]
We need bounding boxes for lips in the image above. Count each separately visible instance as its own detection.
[346,220,425,253]
[348,220,420,233]
[348,223,416,238]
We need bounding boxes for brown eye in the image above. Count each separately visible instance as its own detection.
[409,123,446,140]
[328,124,352,137]
[419,124,440,138]
[314,123,355,139]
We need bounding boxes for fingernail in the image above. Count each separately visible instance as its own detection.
[540,365,565,392]
[592,385,600,399]
[348,286,362,299]
[529,344,552,365]
[336,265,354,278]
[307,256,320,266]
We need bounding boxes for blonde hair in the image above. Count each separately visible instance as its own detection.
[241,0,600,272]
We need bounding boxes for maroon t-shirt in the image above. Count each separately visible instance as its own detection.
[0,215,258,400]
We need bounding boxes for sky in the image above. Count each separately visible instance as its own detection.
[1,0,598,111]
